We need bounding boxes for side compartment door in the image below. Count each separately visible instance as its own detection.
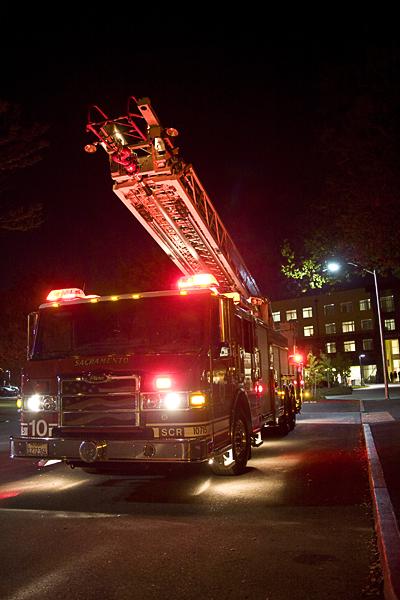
[211,298,235,449]
[254,322,274,416]
[236,312,262,432]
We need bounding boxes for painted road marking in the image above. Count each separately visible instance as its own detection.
[362,411,395,424]
[299,411,395,425]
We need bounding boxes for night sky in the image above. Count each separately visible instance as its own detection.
[2,15,398,302]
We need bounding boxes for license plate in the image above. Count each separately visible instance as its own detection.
[26,442,48,457]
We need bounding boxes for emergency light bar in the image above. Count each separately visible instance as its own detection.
[46,288,86,302]
[177,273,219,290]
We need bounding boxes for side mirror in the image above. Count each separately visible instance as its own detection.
[27,312,38,359]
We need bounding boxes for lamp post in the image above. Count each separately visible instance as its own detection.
[359,354,365,386]
[326,261,390,400]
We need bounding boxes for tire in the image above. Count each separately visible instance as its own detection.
[210,409,250,476]
[276,406,290,437]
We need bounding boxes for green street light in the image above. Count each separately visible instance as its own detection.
[326,260,389,400]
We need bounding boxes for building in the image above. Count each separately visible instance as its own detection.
[271,283,400,385]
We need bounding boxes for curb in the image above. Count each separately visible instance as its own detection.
[363,423,400,600]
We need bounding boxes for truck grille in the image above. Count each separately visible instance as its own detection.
[59,374,139,428]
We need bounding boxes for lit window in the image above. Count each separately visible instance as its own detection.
[302,306,312,319]
[326,342,336,354]
[359,299,371,311]
[324,304,335,316]
[344,340,356,352]
[325,322,336,334]
[361,319,373,330]
[390,339,399,355]
[272,311,281,322]
[381,295,395,312]
[385,318,395,331]
[363,339,373,351]
[286,309,297,321]
[340,301,353,313]
[342,321,355,333]
[303,325,314,337]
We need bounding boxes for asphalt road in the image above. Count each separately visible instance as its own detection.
[0,399,383,600]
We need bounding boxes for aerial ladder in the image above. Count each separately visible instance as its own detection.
[85,97,271,321]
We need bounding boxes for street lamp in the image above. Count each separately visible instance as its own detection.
[326,261,390,400]
[359,354,365,386]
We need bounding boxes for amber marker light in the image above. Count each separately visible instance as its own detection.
[190,393,206,407]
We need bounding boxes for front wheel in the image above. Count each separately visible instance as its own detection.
[210,409,250,476]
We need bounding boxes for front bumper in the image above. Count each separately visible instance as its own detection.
[10,435,209,464]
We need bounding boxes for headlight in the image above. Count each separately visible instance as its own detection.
[141,392,187,410]
[24,394,58,412]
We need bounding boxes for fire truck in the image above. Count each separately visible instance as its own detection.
[10,97,299,475]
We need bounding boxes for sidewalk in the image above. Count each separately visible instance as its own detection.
[301,392,400,600]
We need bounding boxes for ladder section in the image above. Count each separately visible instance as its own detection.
[113,166,260,298]
[85,97,261,299]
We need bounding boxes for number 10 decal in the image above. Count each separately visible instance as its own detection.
[28,419,56,437]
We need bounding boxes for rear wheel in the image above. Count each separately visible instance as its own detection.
[210,409,250,476]
[276,406,290,437]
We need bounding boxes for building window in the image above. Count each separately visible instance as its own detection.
[361,319,373,330]
[303,325,314,337]
[363,339,373,351]
[385,318,395,331]
[359,298,371,311]
[324,303,335,316]
[302,306,313,319]
[326,342,336,354]
[340,301,353,313]
[390,339,399,355]
[342,321,355,333]
[325,322,336,334]
[272,311,281,323]
[286,309,297,321]
[381,295,395,312]
[344,340,356,352]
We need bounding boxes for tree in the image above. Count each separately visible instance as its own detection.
[0,100,48,230]
[304,352,324,398]
[281,46,400,291]
[281,240,331,293]
[319,352,336,388]
[329,354,352,386]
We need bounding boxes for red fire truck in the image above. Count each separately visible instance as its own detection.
[10,97,299,475]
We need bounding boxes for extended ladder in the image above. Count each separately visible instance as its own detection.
[86,97,261,300]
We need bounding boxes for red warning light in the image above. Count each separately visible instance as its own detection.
[46,288,86,302]
[177,273,219,290]
[289,352,304,366]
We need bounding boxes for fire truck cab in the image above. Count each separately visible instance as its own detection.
[10,278,295,475]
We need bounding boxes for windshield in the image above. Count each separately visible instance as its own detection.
[33,294,215,360]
